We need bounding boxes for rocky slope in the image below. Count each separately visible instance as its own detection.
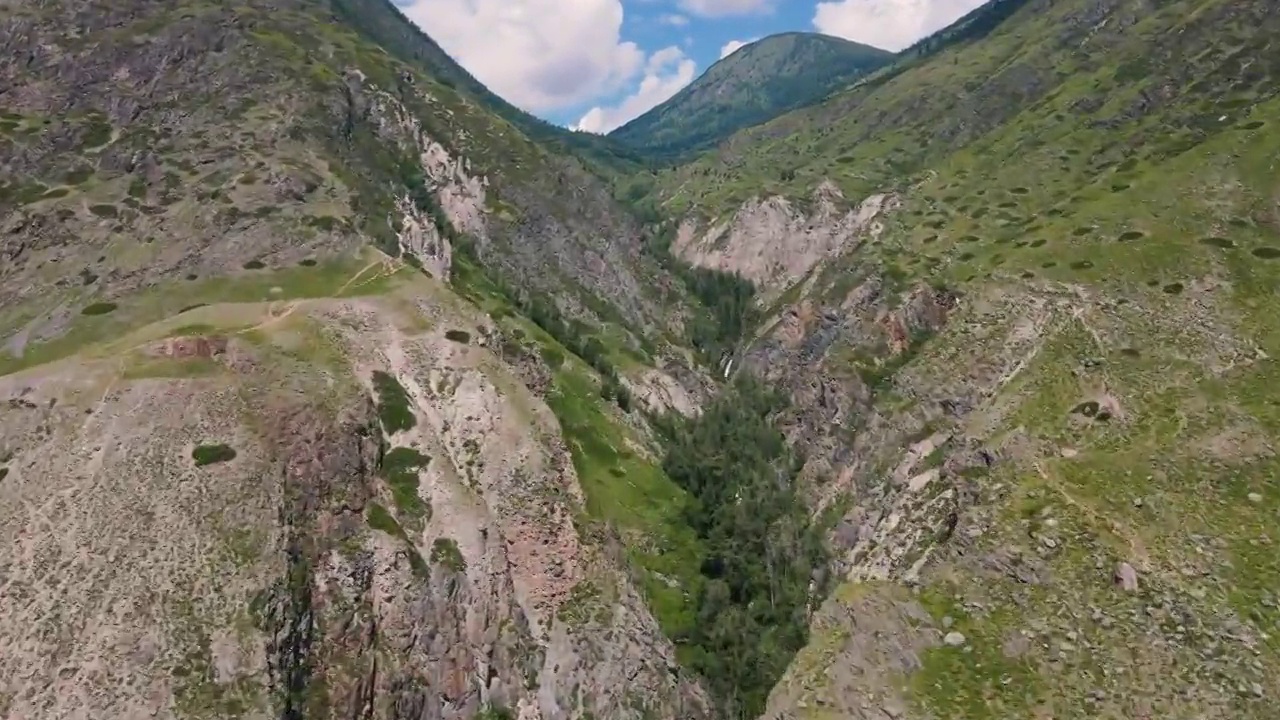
[655,0,1280,717]
[0,275,709,719]
[0,1,717,718]
[609,32,892,161]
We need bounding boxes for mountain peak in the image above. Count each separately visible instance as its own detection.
[608,32,893,160]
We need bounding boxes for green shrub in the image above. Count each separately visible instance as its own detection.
[242,259,266,270]
[81,302,118,316]
[1252,247,1280,259]
[366,502,401,535]
[371,371,416,433]
[89,203,119,218]
[366,502,429,577]
[430,537,466,571]
[539,345,565,369]
[64,167,94,185]
[475,705,515,720]
[381,447,430,518]
[192,444,237,467]
[0,467,8,481]
[444,329,471,344]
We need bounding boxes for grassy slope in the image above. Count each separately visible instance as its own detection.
[655,0,1280,716]
[656,0,1277,220]
[609,33,893,161]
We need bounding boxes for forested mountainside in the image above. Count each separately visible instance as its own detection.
[2,0,1278,718]
[608,32,892,161]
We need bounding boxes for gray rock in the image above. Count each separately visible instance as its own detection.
[1115,561,1140,591]
[944,631,967,647]
[1247,492,1263,503]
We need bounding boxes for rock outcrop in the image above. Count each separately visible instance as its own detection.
[674,184,898,306]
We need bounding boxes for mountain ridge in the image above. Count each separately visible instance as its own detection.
[608,31,893,161]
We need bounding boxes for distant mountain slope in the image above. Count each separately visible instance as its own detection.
[327,0,649,177]
[608,32,893,160]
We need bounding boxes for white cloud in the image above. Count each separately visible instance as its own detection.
[396,0,644,112]
[813,0,988,52]
[574,47,698,134]
[678,0,775,17]
[719,38,754,58]
[659,13,690,26]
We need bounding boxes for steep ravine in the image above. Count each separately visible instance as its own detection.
[673,161,1280,718]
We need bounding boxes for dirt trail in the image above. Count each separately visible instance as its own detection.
[236,255,403,337]
[32,252,413,390]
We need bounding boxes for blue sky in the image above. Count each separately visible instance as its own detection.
[392,0,988,132]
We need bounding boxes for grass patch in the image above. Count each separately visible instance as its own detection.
[911,585,1041,719]
[371,371,415,434]
[2,252,403,378]
[192,444,236,467]
[544,357,704,642]
[430,537,466,571]
[380,447,430,520]
[124,355,222,380]
[366,502,427,577]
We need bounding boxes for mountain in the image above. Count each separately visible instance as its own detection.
[608,32,893,161]
[652,0,1280,717]
[4,0,1280,718]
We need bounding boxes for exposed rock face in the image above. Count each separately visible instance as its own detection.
[620,364,706,417]
[674,185,898,305]
[396,192,455,279]
[0,293,710,720]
